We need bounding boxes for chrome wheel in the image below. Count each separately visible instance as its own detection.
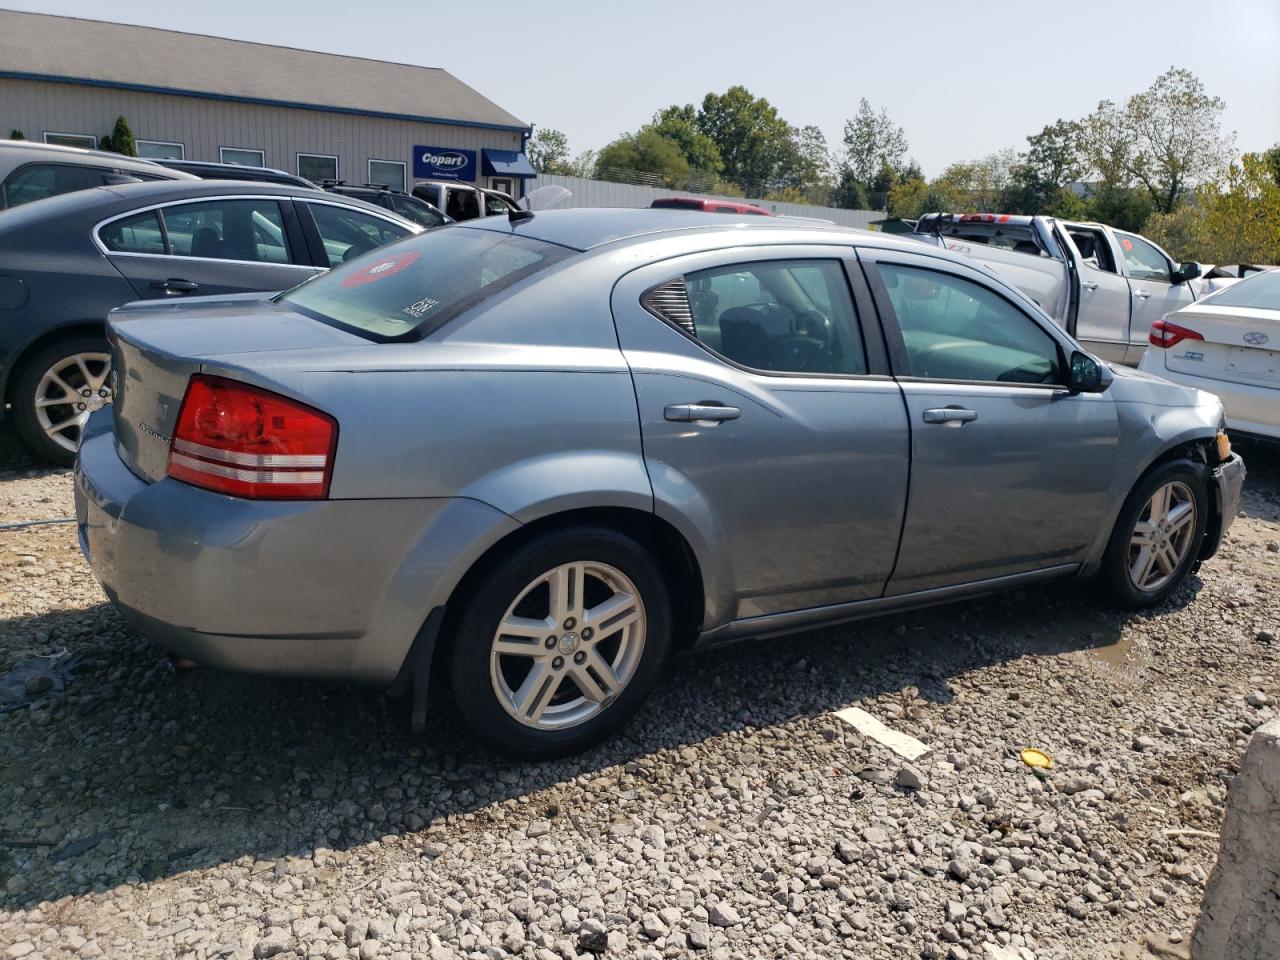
[33,352,112,453]
[489,561,646,731]
[1128,480,1196,592]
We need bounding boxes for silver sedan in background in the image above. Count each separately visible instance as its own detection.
[75,210,1245,758]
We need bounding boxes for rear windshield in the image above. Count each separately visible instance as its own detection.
[281,227,572,341]
[1203,269,1280,310]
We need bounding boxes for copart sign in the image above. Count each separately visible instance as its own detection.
[413,145,476,181]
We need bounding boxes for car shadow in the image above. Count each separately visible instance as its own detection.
[0,573,1200,907]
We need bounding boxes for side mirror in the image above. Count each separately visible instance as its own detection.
[1068,350,1112,394]
[1173,261,1201,283]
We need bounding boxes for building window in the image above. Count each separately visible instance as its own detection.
[368,159,406,191]
[43,132,96,149]
[136,140,185,160]
[220,147,265,167]
[298,153,338,184]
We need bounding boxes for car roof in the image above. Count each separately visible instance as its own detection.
[0,177,414,231]
[0,139,195,176]
[452,207,888,252]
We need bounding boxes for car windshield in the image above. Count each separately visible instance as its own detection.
[281,228,572,340]
[1204,269,1280,310]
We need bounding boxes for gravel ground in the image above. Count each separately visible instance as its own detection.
[1,428,1278,960]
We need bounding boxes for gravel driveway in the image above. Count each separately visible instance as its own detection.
[1,430,1277,960]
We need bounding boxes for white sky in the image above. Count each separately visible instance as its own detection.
[7,0,1279,176]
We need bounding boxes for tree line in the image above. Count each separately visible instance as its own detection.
[528,68,1279,264]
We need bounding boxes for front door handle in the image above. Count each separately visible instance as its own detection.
[152,278,199,294]
[664,403,741,423]
[1134,289,1151,300]
[923,407,978,426]
[1082,280,1099,292]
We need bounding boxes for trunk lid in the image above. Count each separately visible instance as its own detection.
[109,295,368,482]
[1159,304,1280,389]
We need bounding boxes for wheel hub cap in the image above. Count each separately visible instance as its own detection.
[34,351,113,453]
[489,560,647,731]
[1127,480,1196,593]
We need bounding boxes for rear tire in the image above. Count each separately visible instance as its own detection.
[1100,460,1208,609]
[11,334,111,467]
[448,525,672,759]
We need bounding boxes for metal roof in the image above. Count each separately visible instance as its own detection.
[0,9,528,133]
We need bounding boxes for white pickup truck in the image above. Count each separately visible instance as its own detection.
[912,213,1232,366]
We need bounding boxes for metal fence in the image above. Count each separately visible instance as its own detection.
[531,174,881,229]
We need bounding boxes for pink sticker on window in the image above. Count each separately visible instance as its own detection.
[1121,238,1133,251]
[341,250,420,287]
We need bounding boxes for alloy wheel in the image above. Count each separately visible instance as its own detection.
[489,561,646,731]
[1127,480,1197,592]
[34,352,112,454]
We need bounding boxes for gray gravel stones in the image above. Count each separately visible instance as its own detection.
[3,442,1280,959]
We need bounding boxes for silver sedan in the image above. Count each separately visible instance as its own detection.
[75,209,1245,757]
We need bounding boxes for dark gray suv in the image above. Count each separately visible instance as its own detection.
[0,139,194,210]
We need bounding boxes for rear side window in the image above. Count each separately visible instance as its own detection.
[2,163,109,209]
[1204,269,1280,309]
[100,210,165,254]
[162,199,291,263]
[645,259,867,376]
[282,229,573,341]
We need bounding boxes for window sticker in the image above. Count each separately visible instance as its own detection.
[402,296,440,319]
[1121,238,1133,251]
[340,251,420,288]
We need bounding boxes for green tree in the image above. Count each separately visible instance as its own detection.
[645,105,723,175]
[565,149,598,178]
[696,85,797,192]
[595,130,691,186]
[1193,152,1280,264]
[526,128,570,173]
[832,168,869,209]
[886,175,929,219]
[1263,143,1280,187]
[8,129,24,140]
[840,98,909,187]
[99,115,136,156]
[1082,184,1154,233]
[1084,67,1231,214]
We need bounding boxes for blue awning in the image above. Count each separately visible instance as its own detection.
[481,149,536,178]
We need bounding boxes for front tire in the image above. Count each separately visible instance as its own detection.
[1101,460,1208,608]
[11,334,112,467]
[448,525,672,759]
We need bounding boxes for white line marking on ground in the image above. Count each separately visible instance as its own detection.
[832,706,930,761]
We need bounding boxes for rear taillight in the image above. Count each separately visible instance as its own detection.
[1149,318,1205,349]
[165,375,336,499]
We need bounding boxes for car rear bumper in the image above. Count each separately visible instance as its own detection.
[73,411,515,685]
[1138,356,1280,441]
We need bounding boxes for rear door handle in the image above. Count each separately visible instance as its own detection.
[1134,289,1151,300]
[151,278,199,294]
[664,403,741,423]
[1082,281,1099,292]
[923,407,978,426]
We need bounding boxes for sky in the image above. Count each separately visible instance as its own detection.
[7,0,1279,177]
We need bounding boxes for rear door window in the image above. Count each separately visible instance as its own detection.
[649,260,867,376]
[160,199,292,263]
[282,228,572,340]
[391,194,449,228]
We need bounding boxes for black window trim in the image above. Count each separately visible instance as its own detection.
[859,252,1072,391]
[639,251,892,381]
